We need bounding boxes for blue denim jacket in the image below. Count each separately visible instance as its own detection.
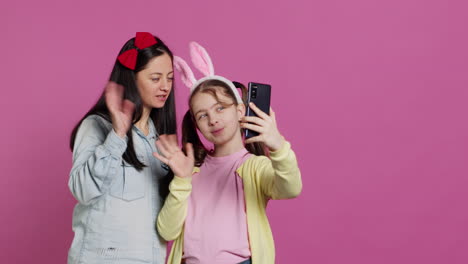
[68,115,169,264]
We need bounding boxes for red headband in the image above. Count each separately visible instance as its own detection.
[117,32,158,70]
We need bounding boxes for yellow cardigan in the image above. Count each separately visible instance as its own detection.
[157,141,302,264]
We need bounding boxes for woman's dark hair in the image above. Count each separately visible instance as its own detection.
[69,34,176,198]
[182,79,267,166]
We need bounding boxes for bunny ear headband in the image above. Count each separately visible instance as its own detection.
[173,42,243,104]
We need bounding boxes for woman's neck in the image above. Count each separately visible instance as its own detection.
[135,107,151,136]
[212,132,245,157]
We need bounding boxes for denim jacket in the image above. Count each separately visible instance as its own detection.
[68,115,169,264]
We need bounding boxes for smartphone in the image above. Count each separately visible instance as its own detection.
[245,82,271,139]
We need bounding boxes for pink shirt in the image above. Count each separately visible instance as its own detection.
[183,148,252,264]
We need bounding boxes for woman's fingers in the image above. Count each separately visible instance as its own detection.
[105,82,124,111]
[122,99,135,117]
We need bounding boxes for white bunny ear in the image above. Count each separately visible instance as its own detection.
[173,56,196,89]
[190,41,215,77]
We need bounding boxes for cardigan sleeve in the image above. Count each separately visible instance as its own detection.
[157,172,195,241]
[254,141,302,199]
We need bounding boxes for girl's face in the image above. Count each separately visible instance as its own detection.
[191,87,245,147]
[135,53,174,109]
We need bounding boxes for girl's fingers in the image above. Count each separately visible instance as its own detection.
[153,151,169,165]
[158,134,178,153]
[157,135,175,154]
[166,134,180,152]
[244,135,263,145]
[269,107,276,119]
[155,139,171,158]
[269,107,279,127]
[185,143,195,160]
[167,134,178,144]
[241,122,264,133]
[249,103,269,120]
[242,116,266,126]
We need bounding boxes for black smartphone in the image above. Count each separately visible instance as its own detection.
[245,82,271,139]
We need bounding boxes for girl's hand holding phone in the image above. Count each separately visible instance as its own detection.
[153,135,195,178]
[241,103,285,151]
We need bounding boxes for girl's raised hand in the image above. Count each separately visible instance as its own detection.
[105,81,135,138]
[153,134,195,178]
[241,103,285,151]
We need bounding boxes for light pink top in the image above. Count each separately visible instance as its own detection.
[183,148,252,264]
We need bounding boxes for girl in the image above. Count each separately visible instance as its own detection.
[154,42,302,264]
[68,32,176,264]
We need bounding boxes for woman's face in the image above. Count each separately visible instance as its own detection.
[191,88,245,146]
[135,53,174,109]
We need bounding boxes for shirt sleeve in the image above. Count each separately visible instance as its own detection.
[157,175,193,241]
[255,141,303,200]
[68,116,128,205]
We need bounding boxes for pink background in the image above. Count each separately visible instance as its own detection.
[2,0,468,263]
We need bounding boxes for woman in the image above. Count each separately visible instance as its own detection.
[68,32,176,264]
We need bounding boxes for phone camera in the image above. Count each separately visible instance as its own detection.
[251,87,257,99]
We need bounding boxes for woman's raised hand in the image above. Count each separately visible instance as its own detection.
[105,81,135,138]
